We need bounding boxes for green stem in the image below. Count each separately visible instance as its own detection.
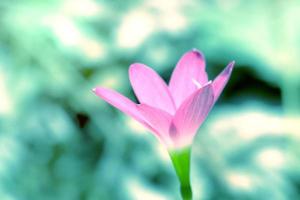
[169,147,192,200]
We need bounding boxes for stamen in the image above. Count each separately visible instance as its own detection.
[192,78,202,88]
[204,80,212,86]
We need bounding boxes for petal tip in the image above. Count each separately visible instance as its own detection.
[92,87,106,96]
[225,61,235,74]
[92,87,99,94]
[129,63,140,80]
[129,63,149,76]
[191,48,204,59]
[128,63,138,73]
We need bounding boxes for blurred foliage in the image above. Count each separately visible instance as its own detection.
[0,0,300,199]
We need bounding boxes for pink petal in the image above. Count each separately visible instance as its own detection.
[93,87,154,131]
[169,49,208,107]
[212,61,235,103]
[129,63,176,114]
[137,104,173,146]
[170,83,214,148]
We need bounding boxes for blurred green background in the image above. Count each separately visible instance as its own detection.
[0,0,300,199]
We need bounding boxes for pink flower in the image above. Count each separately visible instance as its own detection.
[93,49,234,149]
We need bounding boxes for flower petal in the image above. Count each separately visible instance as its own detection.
[169,49,208,107]
[212,61,235,103]
[93,87,153,130]
[129,63,176,114]
[170,83,214,148]
[137,104,173,146]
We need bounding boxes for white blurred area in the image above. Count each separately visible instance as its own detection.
[43,15,106,61]
[0,67,13,116]
[127,177,169,200]
[225,170,257,192]
[61,0,103,17]
[209,104,299,142]
[117,0,188,49]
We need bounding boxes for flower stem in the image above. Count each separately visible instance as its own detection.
[169,147,192,200]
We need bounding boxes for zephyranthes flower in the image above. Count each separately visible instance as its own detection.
[93,49,234,149]
[93,49,234,199]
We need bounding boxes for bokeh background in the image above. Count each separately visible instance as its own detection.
[0,0,300,199]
